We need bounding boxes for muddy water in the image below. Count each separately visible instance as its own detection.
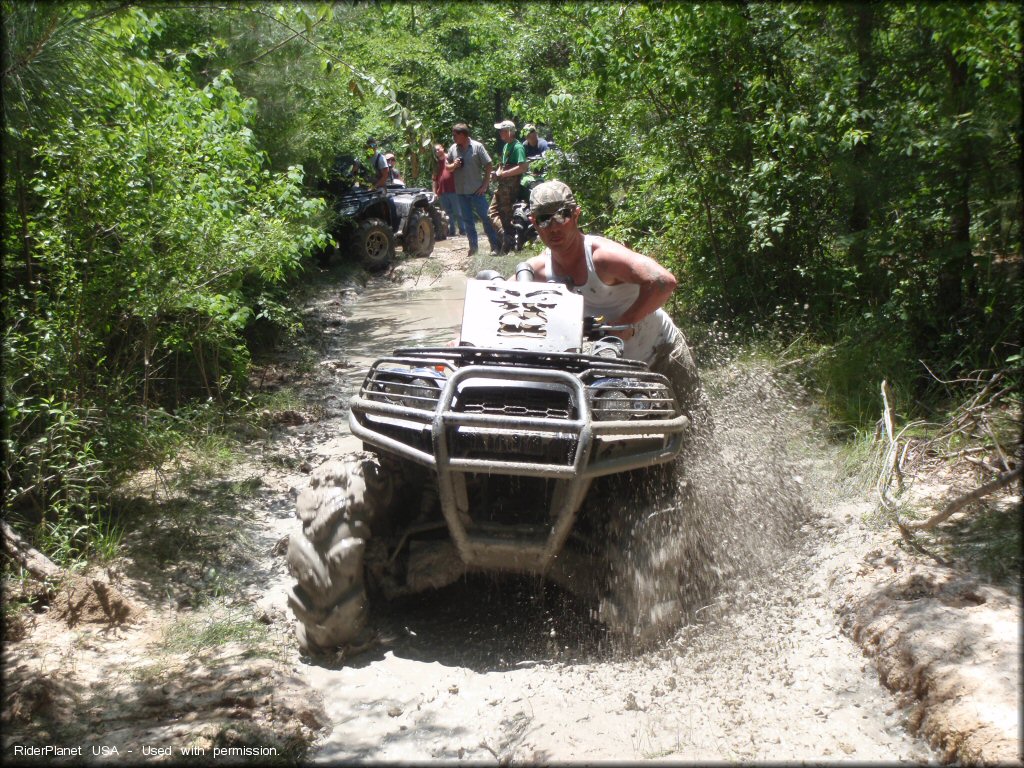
[304,269,467,455]
[269,263,936,763]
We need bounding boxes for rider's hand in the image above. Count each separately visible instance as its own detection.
[611,326,637,342]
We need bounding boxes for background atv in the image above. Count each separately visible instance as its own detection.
[508,146,571,252]
[287,268,705,656]
[318,155,449,270]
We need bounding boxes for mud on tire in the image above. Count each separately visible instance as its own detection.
[287,453,394,656]
[353,218,395,271]
[403,208,435,258]
[430,207,449,241]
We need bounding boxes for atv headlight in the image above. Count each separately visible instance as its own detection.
[589,379,654,421]
[371,367,444,411]
[593,388,631,421]
[396,376,440,410]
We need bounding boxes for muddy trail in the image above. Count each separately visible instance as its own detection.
[3,238,1019,765]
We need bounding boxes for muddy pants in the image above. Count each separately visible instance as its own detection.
[488,178,520,253]
[650,331,712,438]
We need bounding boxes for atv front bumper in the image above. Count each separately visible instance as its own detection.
[348,348,689,579]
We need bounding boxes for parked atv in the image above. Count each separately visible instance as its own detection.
[319,155,448,270]
[508,149,559,252]
[508,200,538,252]
[287,266,705,656]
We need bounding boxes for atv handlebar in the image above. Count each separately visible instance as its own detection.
[584,316,633,340]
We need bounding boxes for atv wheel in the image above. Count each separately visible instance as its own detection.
[353,218,395,271]
[511,222,534,252]
[430,208,449,241]
[286,454,394,656]
[403,208,435,258]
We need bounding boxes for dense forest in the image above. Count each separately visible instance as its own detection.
[2,2,1020,563]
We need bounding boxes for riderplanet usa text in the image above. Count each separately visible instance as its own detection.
[12,746,83,756]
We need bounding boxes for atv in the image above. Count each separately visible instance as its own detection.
[286,266,705,656]
[508,148,562,252]
[319,155,449,270]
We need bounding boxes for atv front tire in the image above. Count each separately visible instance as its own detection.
[430,208,449,242]
[287,454,393,656]
[353,218,395,271]
[403,208,435,258]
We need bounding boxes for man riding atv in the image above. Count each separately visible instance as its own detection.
[520,181,708,428]
[286,179,711,658]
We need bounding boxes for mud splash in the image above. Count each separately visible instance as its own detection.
[599,358,817,642]
[280,261,935,761]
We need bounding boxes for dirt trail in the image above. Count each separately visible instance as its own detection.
[262,239,1019,764]
[3,238,1018,764]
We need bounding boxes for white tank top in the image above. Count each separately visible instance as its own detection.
[545,236,678,362]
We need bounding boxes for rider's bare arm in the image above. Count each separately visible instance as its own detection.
[590,237,676,327]
[524,254,550,281]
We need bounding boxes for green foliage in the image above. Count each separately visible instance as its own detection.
[537,2,1020,424]
[3,1,1020,568]
[2,5,326,557]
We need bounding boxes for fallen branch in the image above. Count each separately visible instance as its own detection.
[902,465,1022,532]
[964,455,1014,476]
[2,521,63,584]
[880,379,904,493]
[896,522,954,566]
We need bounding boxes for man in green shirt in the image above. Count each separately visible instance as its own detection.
[489,119,528,254]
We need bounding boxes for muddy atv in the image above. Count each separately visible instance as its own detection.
[319,157,448,270]
[287,268,705,656]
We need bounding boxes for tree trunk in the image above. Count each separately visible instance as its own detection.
[937,47,974,317]
[848,2,877,299]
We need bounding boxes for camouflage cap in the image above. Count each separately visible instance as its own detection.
[494,119,516,132]
[529,180,577,217]
[522,123,537,134]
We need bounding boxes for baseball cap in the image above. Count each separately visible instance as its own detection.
[522,123,537,134]
[384,153,395,161]
[529,180,577,217]
[494,119,516,131]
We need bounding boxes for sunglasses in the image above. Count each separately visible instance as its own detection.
[534,206,574,229]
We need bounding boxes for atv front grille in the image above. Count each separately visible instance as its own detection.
[454,387,573,420]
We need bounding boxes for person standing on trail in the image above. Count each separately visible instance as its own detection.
[433,143,465,237]
[446,123,501,258]
[488,119,528,254]
[521,123,549,160]
[365,138,390,189]
[384,153,404,186]
[520,180,708,428]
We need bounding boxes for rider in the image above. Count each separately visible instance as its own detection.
[520,180,706,424]
[385,153,405,186]
[521,124,549,160]
[365,138,390,188]
[489,120,528,254]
